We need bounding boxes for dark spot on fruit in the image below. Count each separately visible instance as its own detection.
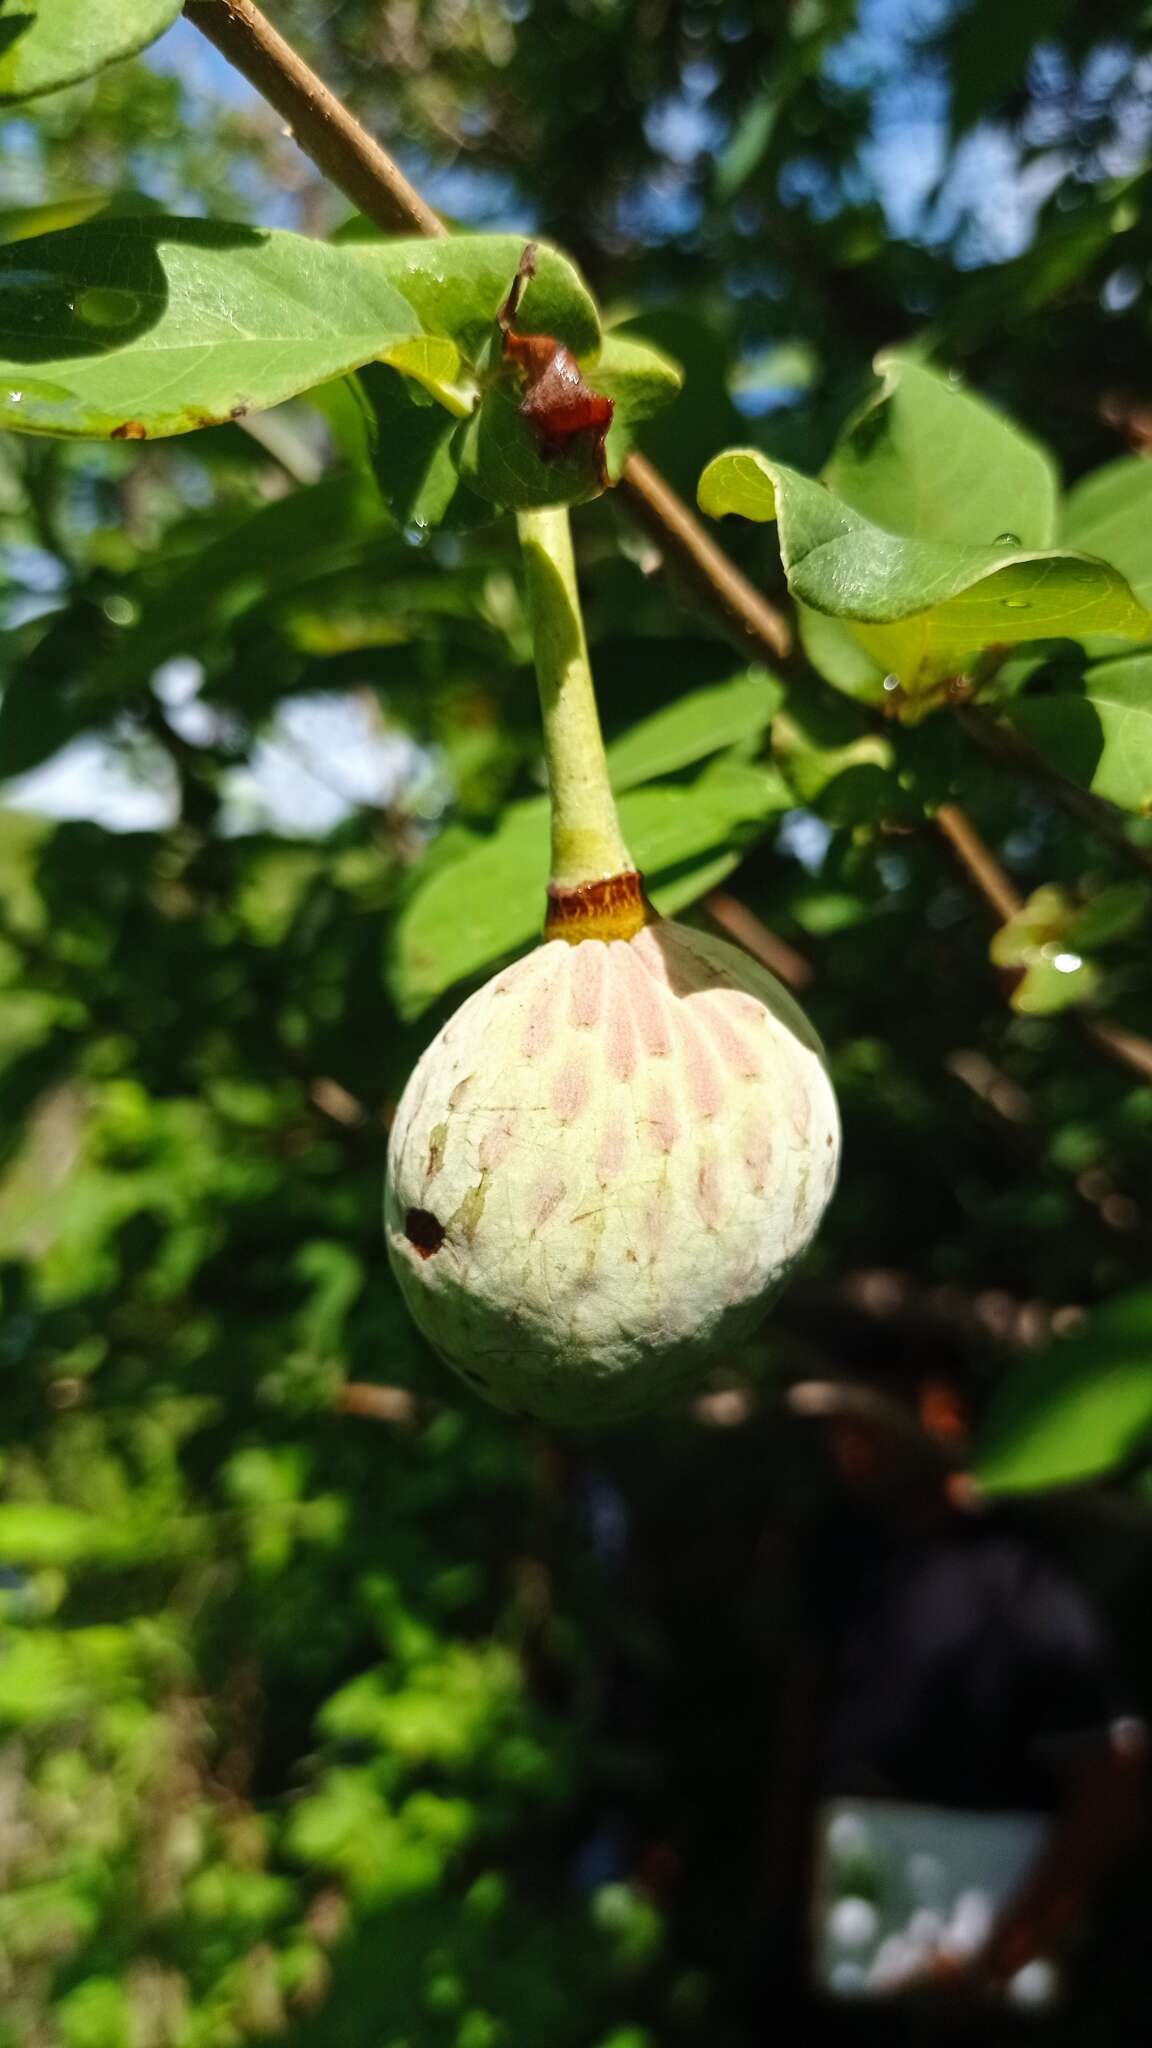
[405,1207,445,1258]
[825,1133,833,1148]
[111,421,148,440]
[230,404,248,420]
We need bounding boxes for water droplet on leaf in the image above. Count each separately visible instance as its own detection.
[882,673,901,693]
[403,520,430,547]
[1001,598,1031,610]
[75,286,141,329]
[995,532,1021,546]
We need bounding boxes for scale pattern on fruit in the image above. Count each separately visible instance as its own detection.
[386,918,839,1424]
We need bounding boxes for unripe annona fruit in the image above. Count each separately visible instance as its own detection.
[385,912,839,1425]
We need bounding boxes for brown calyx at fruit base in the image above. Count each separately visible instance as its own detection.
[545,868,654,944]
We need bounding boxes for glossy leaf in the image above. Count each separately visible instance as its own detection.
[698,446,1152,696]
[364,234,623,512]
[826,351,1058,550]
[0,0,180,105]
[1007,655,1152,814]
[0,218,423,439]
[0,224,605,448]
[976,1292,1152,1491]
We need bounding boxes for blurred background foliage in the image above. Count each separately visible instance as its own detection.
[3,1,1152,2042]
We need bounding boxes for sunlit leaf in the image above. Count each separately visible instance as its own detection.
[0,218,423,439]
[698,446,1152,696]
[826,351,1058,550]
[0,0,180,105]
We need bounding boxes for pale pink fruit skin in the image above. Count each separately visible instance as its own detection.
[385,920,839,1425]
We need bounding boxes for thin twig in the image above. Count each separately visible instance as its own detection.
[183,0,445,237]
[706,890,812,988]
[935,801,1023,922]
[1084,1018,1152,1086]
[338,1382,424,1425]
[620,453,792,660]
[182,0,794,664]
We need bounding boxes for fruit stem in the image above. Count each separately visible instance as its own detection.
[517,504,649,940]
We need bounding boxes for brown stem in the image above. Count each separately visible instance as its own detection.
[338,1382,423,1425]
[1084,1018,1152,1086]
[181,0,794,665]
[935,801,1022,922]
[706,891,812,989]
[182,0,445,238]
[619,453,792,661]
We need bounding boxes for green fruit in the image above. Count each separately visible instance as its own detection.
[385,919,839,1425]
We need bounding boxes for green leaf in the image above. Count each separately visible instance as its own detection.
[1007,655,1152,814]
[1061,457,1152,611]
[0,0,180,105]
[0,197,109,244]
[988,883,1102,1015]
[367,236,600,362]
[976,1291,1152,1491]
[1011,952,1101,1016]
[988,884,1072,968]
[343,241,670,518]
[366,235,616,511]
[388,751,788,1016]
[826,351,1058,550]
[602,667,782,790]
[0,1504,158,1566]
[0,217,422,439]
[454,379,608,510]
[698,447,1152,697]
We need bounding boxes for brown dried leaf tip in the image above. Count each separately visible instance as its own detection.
[498,244,614,486]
